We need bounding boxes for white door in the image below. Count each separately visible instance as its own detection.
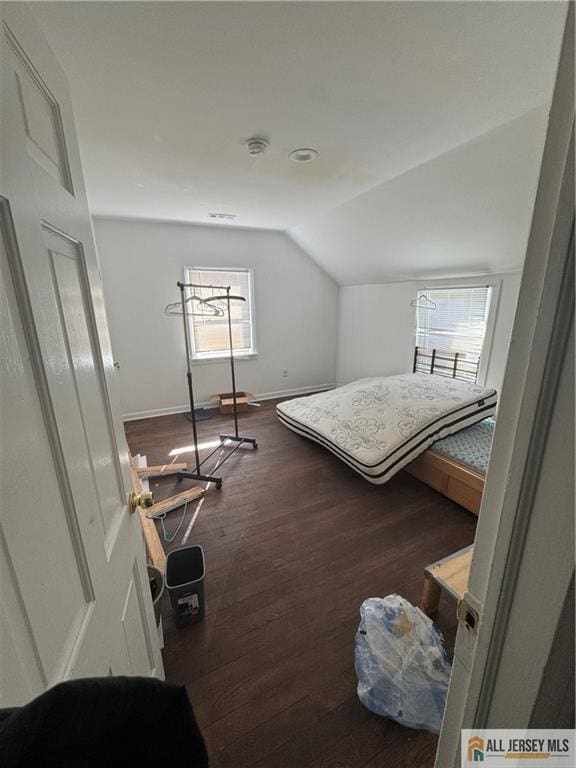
[0,4,163,706]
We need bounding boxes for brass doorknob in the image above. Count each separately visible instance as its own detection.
[129,490,154,512]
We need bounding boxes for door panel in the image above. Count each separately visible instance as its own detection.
[122,560,156,675]
[0,524,46,703]
[0,592,43,704]
[0,206,92,693]
[45,228,125,538]
[0,4,163,703]
[8,24,73,193]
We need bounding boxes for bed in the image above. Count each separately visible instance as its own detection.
[405,418,494,514]
[276,373,497,486]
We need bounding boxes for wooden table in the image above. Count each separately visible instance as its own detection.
[420,545,474,617]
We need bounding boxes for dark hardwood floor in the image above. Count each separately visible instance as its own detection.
[125,398,477,768]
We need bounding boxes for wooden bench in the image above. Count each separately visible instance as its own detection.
[420,545,474,617]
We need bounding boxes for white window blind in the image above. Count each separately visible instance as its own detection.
[184,267,256,359]
[415,286,492,381]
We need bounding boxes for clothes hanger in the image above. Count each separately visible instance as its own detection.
[410,294,437,309]
[199,295,247,305]
[164,294,225,317]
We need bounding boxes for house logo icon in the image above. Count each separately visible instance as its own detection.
[467,736,485,762]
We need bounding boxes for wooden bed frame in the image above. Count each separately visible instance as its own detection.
[404,448,485,515]
[406,347,488,514]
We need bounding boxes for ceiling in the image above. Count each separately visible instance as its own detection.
[30,1,566,282]
[292,106,550,284]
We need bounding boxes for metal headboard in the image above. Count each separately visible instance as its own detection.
[413,346,480,383]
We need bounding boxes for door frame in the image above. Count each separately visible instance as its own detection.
[435,6,574,765]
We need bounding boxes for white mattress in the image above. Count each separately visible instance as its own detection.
[276,374,497,485]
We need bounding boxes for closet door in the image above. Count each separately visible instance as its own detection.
[0,4,162,705]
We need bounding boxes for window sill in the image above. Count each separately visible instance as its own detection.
[191,353,258,365]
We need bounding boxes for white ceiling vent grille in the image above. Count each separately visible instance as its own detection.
[208,212,237,221]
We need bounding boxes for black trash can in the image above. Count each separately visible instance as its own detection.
[147,564,164,627]
[165,545,205,627]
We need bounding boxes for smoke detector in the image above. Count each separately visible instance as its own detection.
[289,148,319,163]
[245,137,270,157]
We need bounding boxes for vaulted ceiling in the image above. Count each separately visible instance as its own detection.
[292,105,551,284]
[31,1,566,284]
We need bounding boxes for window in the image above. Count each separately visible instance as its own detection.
[414,285,492,383]
[184,267,256,360]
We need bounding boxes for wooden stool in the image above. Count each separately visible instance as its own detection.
[420,545,474,617]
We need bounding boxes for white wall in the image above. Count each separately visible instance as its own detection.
[93,218,338,418]
[95,216,520,419]
[337,283,416,382]
[337,273,522,394]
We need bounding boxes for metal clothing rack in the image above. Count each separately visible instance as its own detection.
[167,281,257,490]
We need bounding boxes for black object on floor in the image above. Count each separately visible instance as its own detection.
[166,545,206,627]
[185,408,212,422]
[0,676,208,768]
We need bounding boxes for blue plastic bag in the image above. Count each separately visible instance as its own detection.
[354,594,451,733]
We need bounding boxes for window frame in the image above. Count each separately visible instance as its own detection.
[183,265,257,362]
[411,279,502,386]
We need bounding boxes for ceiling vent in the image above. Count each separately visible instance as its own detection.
[208,212,237,221]
[245,137,269,157]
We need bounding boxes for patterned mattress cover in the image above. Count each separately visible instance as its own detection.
[429,417,495,475]
[276,373,497,485]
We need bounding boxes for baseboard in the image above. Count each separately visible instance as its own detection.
[253,383,336,402]
[122,383,337,422]
[123,403,207,422]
